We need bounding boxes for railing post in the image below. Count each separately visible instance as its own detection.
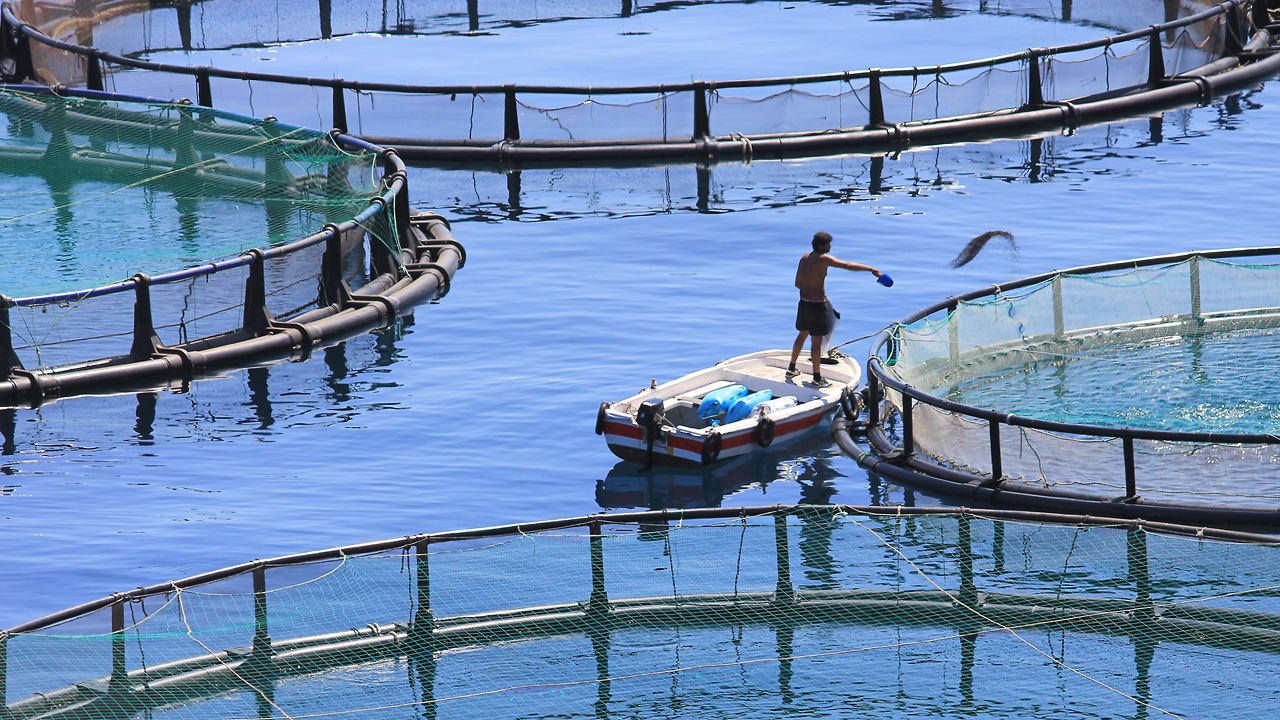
[588,519,609,619]
[988,419,1002,481]
[130,274,161,359]
[1122,436,1138,500]
[948,301,960,363]
[867,69,885,127]
[331,83,348,134]
[503,86,520,141]
[900,387,914,459]
[1026,49,1044,107]
[1253,0,1272,31]
[1148,27,1166,85]
[242,249,271,334]
[1189,255,1202,322]
[1051,275,1065,338]
[1225,1,1245,57]
[195,69,213,108]
[3,15,36,83]
[252,567,271,658]
[0,298,16,379]
[85,52,103,91]
[867,370,881,427]
[773,514,794,604]
[319,223,350,306]
[110,601,127,690]
[692,82,710,140]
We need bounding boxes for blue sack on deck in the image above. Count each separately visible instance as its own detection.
[698,384,749,419]
[724,389,774,424]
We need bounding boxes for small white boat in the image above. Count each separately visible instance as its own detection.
[596,349,862,468]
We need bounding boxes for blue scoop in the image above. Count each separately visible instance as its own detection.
[877,273,894,287]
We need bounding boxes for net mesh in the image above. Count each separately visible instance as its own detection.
[0,87,395,372]
[7,1,1240,145]
[5,509,1280,720]
[24,0,1228,55]
[880,255,1280,507]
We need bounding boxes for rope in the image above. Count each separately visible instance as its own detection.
[849,517,1186,719]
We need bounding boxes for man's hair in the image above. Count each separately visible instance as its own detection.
[812,231,833,251]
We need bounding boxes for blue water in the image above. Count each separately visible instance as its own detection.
[946,330,1280,433]
[3,0,1280,658]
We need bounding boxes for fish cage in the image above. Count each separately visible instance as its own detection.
[845,246,1280,530]
[3,505,1280,720]
[0,84,463,408]
[1,0,1278,164]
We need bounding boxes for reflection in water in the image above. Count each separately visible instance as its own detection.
[596,430,845,511]
[0,316,412,452]
[408,101,1237,224]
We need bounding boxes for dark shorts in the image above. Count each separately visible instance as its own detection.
[796,299,839,336]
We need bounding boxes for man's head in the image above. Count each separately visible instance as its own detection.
[812,231,833,252]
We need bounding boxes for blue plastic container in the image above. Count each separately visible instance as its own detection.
[877,273,894,287]
[697,384,748,419]
[724,389,774,424]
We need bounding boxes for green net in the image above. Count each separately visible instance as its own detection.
[881,255,1280,507]
[0,86,401,372]
[4,508,1280,720]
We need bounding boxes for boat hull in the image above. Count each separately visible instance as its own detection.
[598,349,861,467]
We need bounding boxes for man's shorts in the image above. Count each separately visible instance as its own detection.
[796,299,839,336]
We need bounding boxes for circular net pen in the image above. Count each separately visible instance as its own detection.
[845,247,1280,530]
[0,84,463,408]
[4,506,1280,720]
[2,0,1279,165]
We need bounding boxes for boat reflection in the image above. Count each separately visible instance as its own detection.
[596,430,841,511]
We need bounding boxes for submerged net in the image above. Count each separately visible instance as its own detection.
[0,86,398,372]
[880,254,1280,507]
[5,508,1280,720]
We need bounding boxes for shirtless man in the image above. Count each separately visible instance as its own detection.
[788,231,882,387]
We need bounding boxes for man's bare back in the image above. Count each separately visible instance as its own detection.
[795,252,831,302]
[795,251,879,302]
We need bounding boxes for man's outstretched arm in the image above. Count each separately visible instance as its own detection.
[829,256,882,277]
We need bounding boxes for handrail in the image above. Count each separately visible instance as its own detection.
[0,0,1247,96]
[0,84,404,308]
[6,503,1276,636]
[865,245,1280,456]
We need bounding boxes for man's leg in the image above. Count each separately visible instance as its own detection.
[788,332,808,377]
[809,334,824,379]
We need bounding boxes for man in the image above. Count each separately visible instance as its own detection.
[788,231,882,387]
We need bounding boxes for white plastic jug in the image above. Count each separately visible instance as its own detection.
[750,396,799,418]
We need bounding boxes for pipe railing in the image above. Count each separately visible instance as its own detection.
[1,0,1270,148]
[1,504,1276,719]
[864,245,1280,500]
[0,84,461,405]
